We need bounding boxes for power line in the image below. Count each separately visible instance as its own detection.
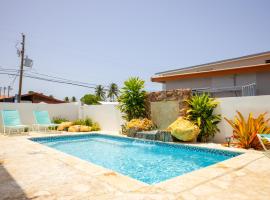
[0,71,101,89]
[9,71,20,88]
[0,65,110,91]
[26,71,99,87]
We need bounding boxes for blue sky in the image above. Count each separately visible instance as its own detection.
[0,0,269,100]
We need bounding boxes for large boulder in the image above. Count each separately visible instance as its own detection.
[68,125,81,132]
[57,122,73,131]
[68,125,91,132]
[80,125,91,132]
[167,117,200,142]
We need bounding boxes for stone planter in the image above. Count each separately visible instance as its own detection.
[135,130,173,142]
[126,128,138,138]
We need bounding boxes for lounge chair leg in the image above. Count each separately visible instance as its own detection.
[257,134,268,151]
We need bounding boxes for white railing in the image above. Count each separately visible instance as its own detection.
[192,83,256,97]
[241,83,256,96]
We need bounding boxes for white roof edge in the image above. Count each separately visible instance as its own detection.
[155,51,270,76]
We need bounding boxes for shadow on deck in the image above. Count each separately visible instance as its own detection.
[0,162,29,200]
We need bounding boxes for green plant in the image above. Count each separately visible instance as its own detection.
[84,117,93,126]
[91,122,101,131]
[73,117,93,126]
[225,111,270,149]
[186,93,221,142]
[95,85,106,101]
[125,118,156,133]
[52,117,69,124]
[73,119,86,125]
[80,94,100,105]
[107,83,119,102]
[64,97,69,102]
[118,77,147,121]
[71,96,77,102]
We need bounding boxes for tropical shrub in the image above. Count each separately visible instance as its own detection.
[73,117,93,126]
[186,93,221,142]
[118,77,147,121]
[125,118,156,132]
[53,117,69,124]
[91,122,101,131]
[84,117,93,126]
[71,96,77,102]
[225,111,270,149]
[80,94,100,105]
[64,97,69,102]
[123,118,155,137]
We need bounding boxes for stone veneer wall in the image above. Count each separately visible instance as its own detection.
[145,89,191,123]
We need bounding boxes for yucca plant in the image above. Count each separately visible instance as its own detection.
[225,111,270,149]
[186,93,221,142]
[118,77,147,121]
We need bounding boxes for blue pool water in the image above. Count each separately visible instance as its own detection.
[30,134,241,184]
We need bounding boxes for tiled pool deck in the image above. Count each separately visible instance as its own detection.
[0,132,270,200]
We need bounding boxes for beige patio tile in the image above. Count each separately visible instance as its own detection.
[1,133,270,199]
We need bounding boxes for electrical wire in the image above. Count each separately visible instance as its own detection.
[26,71,100,87]
[0,71,104,89]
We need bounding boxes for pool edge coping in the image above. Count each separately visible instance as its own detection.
[24,132,265,190]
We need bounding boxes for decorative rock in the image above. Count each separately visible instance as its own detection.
[68,125,81,132]
[136,131,156,140]
[156,131,173,142]
[57,122,73,131]
[80,125,91,132]
[145,89,192,119]
[167,117,200,142]
[135,130,173,142]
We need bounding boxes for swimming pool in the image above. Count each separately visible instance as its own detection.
[30,134,241,184]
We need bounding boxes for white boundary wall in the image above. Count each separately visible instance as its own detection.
[80,103,123,131]
[1,95,270,143]
[213,95,270,143]
[0,102,79,127]
[0,102,123,132]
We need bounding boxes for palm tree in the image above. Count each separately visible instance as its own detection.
[71,96,76,102]
[107,83,119,102]
[95,85,106,101]
[64,97,69,102]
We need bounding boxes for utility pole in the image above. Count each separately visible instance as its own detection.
[18,33,25,103]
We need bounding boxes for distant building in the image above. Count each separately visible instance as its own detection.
[151,51,270,97]
[0,92,65,104]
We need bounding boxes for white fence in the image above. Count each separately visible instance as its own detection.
[0,102,79,127]
[213,95,270,142]
[1,95,270,143]
[0,102,123,132]
[80,103,124,131]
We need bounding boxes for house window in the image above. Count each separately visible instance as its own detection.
[266,59,270,63]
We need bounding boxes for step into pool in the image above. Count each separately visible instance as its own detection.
[30,134,242,184]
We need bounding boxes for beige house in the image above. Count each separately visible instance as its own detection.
[152,51,270,97]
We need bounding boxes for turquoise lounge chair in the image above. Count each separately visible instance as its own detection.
[1,110,28,134]
[33,110,58,132]
[257,134,270,158]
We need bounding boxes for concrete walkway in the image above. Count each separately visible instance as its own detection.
[0,133,270,200]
